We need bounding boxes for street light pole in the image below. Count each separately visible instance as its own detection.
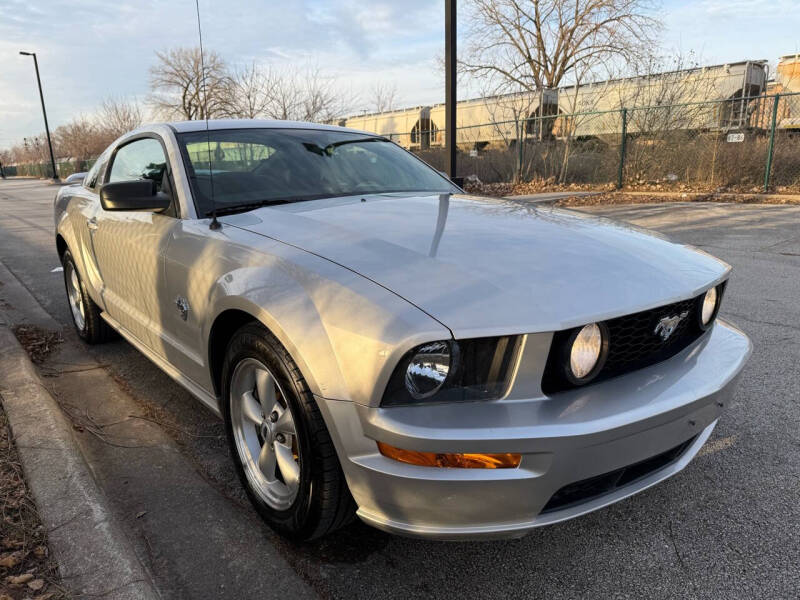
[19,51,59,180]
[445,0,457,182]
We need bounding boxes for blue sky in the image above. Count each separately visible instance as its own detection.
[1,0,798,148]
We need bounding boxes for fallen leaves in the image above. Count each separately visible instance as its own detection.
[28,577,46,590]
[0,408,69,599]
[0,551,21,568]
[2,572,47,593]
[11,325,63,364]
[6,572,34,585]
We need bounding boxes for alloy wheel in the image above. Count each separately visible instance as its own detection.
[65,261,86,331]
[229,358,300,510]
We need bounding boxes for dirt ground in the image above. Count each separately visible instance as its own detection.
[0,405,70,600]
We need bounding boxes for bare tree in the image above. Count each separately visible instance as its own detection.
[220,61,275,119]
[263,66,355,123]
[149,47,229,120]
[202,60,354,123]
[54,117,106,161]
[461,0,660,184]
[461,0,660,93]
[370,82,398,113]
[99,97,144,138]
[298,67,355,122]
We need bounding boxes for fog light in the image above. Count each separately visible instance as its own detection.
[569,323,606,381]
[701,286,718,326]
[377,442,521,469]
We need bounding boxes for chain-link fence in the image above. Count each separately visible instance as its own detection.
[3,158,95,178]
[386,91,800,193]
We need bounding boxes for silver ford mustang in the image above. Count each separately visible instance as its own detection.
[54,120,751,540]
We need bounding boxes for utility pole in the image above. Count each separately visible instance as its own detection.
[445,0,458,183]
[19,51,59,181]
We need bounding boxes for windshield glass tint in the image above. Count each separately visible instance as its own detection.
[178,128,457,216]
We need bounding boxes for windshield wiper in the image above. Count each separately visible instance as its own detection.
[204,199,290,217]
[303,137,387,157]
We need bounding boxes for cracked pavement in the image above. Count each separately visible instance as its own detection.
[0,179,798,599]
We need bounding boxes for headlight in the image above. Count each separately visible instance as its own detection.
[404,341,451,399]
[381,336,521,406]
[700,286,718,327]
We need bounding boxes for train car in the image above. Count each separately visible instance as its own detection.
[338,60,770,149]
[558,61,769,138]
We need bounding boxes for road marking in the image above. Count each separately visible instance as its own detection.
[51,267,63,273]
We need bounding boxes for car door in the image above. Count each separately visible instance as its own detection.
[64,152,109,303]
[90,135,180,357]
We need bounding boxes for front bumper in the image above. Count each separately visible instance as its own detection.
[318,320,751,540]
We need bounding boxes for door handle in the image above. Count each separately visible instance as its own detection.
[87,217,98,231]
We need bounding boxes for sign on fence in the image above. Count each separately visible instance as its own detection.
[726,133,745,143]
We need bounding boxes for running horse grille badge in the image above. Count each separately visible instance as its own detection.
[654,311,689,341]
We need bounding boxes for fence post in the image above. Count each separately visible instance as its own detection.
[517,121,524,182]
[763,94,780,192]
[617,108,628,189]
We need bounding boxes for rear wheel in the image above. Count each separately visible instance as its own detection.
[61,249,114,344]
[221,323,355,540]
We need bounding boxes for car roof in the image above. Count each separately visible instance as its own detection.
[165,119,368,135]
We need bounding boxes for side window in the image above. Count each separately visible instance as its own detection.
[108,138,169,191]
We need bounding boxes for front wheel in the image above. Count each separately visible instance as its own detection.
[61,249,114,344]
[221,323,355,540]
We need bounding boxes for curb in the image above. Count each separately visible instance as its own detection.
[0,328,160,599]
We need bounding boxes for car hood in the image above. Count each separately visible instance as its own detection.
[222,193,729,338]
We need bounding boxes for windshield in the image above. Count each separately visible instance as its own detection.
[177,128,458,216]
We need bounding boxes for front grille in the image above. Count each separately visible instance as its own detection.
[540,436,697,514]
[603,296,699,377]
[541,284,725,394]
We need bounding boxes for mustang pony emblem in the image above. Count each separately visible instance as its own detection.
[654,311,689,341]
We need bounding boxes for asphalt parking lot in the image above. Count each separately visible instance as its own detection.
[0,178,798,599]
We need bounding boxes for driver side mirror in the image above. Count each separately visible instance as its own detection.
[100,179,171,212]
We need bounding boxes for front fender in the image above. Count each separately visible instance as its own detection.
[203,256,451,405]
[167,221,450,406]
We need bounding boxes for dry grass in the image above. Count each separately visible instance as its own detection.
[0,405,70,600]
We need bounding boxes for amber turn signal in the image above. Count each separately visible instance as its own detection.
[377,442,521,469]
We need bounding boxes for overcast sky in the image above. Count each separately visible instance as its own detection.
[1,0,798,148]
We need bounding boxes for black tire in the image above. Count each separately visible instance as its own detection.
[221,322,355,540]
[61,249,115,344]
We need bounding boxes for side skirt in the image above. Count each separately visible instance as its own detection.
[100,312,221,417]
